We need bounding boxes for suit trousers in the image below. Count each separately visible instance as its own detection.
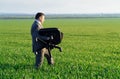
[35,48,54,68]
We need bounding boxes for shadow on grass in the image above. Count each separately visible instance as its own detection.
[0,62,55,72]
[0,63,34,70]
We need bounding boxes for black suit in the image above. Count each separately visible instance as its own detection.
[31,20,54,68]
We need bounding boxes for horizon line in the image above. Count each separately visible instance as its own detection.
[1,12,120,15]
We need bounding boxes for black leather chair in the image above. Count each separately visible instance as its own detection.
[38,28,63,57]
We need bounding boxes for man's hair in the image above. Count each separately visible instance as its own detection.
[35,12,45,19]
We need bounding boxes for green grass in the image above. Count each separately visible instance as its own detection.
[0,18,120,79]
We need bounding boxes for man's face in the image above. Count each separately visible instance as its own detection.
[39,15,45,24]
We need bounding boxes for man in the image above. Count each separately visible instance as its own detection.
[31,12,54,69]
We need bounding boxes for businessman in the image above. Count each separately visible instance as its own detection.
[31,12,54,69]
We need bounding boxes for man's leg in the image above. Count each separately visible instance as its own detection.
[35,50,44,68]
[44,48,54,65]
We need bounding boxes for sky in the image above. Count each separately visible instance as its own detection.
[0,0,120,14]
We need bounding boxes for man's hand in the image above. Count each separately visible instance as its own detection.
[50,35,54,40]
[47,35,54,41]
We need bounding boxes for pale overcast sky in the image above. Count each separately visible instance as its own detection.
[0,0,120,14]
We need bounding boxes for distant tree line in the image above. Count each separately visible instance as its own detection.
[1,13,120,19]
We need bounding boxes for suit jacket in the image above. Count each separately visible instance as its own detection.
[31,20,49,52]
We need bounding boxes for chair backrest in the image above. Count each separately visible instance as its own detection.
[38,28,63,45]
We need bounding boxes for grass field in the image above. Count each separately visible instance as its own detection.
[0,18,120,79]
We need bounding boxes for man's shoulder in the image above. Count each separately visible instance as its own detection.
[32,21,38,27]
[32,21,37,25]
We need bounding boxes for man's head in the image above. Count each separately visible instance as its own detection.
[35,12,45,24]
